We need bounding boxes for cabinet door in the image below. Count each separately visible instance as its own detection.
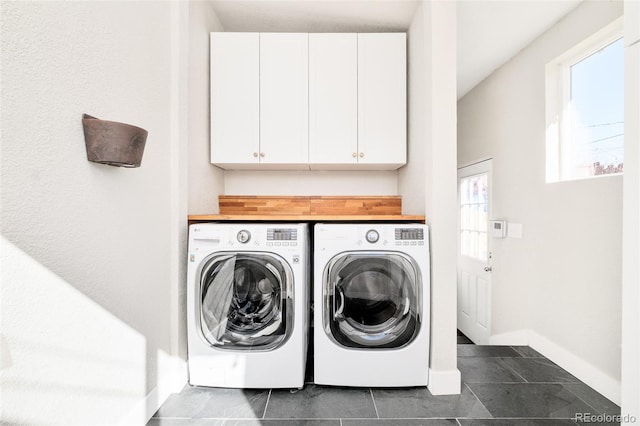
[358,33,406,168]
[309,34,357,168]
[260,33,309,167]
[210,33,259,167]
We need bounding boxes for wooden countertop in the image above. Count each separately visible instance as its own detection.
[188,214,425,223]
[189,196,425,223]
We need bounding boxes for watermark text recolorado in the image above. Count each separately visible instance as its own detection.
[574,412,636,423]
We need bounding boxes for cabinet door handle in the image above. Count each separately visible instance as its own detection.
[359,152,364,158]
[253,152,258,158]
[260,152,265,158]
[352,152,357,158]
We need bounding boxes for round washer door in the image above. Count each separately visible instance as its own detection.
[198,252,294,351]
[323,252,421,349]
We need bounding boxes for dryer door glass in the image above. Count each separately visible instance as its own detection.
[323,252,421,349]
[198,252,294,351]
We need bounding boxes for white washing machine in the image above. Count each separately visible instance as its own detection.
[313,223,430,387]
[187,223,309,389]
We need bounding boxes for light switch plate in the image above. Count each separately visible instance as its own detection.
[508,223,523,239]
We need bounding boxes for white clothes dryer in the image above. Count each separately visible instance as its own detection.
[187,223,309,389]
[313,223,430,387]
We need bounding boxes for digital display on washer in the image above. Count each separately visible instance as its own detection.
[267,228,298,241]
[395,228,424,240]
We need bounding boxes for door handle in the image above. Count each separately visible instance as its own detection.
[484,266,492,272]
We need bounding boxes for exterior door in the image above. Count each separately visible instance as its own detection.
[457,160,492,344]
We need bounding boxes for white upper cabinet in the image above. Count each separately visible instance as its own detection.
[260,33,309,169]
[357,33,407,168]
[309,34,358,168]
[210,33,259,167]
[210,32,406,170]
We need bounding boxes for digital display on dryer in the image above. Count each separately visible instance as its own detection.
[395,228,424,240]
[267,228,298,241]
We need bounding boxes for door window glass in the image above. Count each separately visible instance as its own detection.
[459,173,488,261]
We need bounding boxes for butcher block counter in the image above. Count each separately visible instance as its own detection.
[188,196,425,223]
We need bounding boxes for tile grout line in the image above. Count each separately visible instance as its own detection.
[463,382,493,419]
[498,357,529,383]
[510,345,526,358]
[369,388,380,419]
[561,383,607,416]
[262,389,272,419]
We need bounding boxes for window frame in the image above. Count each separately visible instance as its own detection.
[545,17,624,183]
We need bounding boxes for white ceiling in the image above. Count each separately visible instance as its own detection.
[209,0,583,99]
[456,0,582,97]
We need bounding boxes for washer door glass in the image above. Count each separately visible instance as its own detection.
[198,252,293,351]
[324,252,421,349]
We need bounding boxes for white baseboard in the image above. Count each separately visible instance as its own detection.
[486,329,621,405]
[528,330,621,405]
[120,354,188,426]
[489,329,530,346]
[428,368,461,395]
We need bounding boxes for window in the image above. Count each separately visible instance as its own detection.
[546,18,624,182]
[460,173,488,261]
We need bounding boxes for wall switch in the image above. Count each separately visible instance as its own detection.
[508,223,523,238]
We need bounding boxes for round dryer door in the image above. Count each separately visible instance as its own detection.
[198,252,294,351]
[323,252,421,349]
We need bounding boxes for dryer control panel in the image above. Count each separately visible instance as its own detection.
[395,228,425,246]
[267,228,298,241]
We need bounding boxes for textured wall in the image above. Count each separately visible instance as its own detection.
[1,1,186,423]
[458,0,623,402]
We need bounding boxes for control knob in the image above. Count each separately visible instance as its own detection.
[365,229,379,244]
[237,230,251,244]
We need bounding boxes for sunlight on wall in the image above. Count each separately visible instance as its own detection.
[0,237,147,425]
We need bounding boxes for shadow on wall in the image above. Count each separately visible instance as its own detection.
[0,237,184,425]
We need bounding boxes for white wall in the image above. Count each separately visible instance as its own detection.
[622,0,640,422]
[1,1,187,423]
[183,0,226,363]
[400,0,460,395]
[398,2,426,216]
[224,170,398,196]
[189,1,225,215]
[458,0,623,403]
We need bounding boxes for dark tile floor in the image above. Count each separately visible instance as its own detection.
[149,331,621,426]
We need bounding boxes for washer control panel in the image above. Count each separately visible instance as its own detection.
[266,228,299,247]
[394,228,425,246]
[267,228,298,241]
